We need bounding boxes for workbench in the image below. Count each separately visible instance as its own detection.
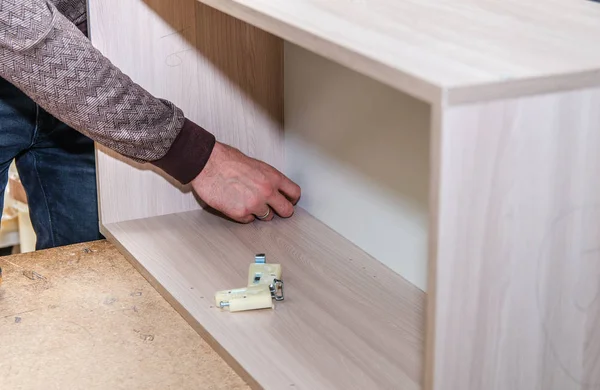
[0,240,249,390]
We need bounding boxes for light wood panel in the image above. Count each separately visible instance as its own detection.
[102,208,425,390]
[196,0,600,104]
[427,87,600,390]
[88,0,283,225]
[284,43,430,290]
[91,1,600,388]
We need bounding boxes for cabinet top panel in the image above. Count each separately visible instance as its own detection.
[199,0,600,104]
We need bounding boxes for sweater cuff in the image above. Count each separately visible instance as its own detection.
[151,118,216,184]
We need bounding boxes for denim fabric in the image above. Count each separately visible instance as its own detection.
[0,77,102,250]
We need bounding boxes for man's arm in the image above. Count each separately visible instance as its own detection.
[0,0,214,184]
[0,0,301,222]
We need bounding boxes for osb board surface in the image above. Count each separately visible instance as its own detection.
[0,240,248,390]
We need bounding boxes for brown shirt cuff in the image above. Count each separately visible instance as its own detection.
[151,118,216,184]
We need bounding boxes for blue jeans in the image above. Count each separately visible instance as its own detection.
[0,77,102,250]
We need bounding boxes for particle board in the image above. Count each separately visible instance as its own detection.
[196,0,600,104]
[101,208,425,390]
[427,86,600,390]
[0,241,248,390]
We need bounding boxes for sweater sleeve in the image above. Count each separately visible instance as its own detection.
[0,0,215,184]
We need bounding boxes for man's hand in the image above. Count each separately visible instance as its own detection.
[191,142,301,223]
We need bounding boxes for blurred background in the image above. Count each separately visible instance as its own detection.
[0,162,36,256]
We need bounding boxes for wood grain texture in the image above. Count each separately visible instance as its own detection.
[103,208,425,390]
[196,0,600,104]
[89,0,283,225]
[284,43,430,290]
[427,86,600,390]
[0,241,248,390]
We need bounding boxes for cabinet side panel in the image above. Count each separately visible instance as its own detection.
[428,87,600,390]
[88,0,283,225]
[284,44,430,291]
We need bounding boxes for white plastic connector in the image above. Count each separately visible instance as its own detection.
[215,254,284,313]
[215,285,274,312]
[248,262,282,287]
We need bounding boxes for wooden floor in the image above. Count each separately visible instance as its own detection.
[0,241,248,390]
[103,208,426,390]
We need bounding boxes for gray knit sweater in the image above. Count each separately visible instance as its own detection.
[0,0,215,184]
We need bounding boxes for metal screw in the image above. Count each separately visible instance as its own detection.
[255,254,266,264]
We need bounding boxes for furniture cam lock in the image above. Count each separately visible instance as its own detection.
[215,254,285,312]
[216,285,274,312]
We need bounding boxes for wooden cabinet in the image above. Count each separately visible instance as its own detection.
[88,1,600,389]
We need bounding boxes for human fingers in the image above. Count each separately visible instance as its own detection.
[254,205,274,221]
[237,213,256,223]
[267,191,295,218]
[277,174,301,205]
[215,206,256,224]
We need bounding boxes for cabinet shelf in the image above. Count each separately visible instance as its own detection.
[102,208,425,390]
[198,0,600,104]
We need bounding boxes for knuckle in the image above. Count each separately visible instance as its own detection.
[247,196,261,211]
[275,173,286,186]
[234,206,249,219]
[261,184,275,198]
